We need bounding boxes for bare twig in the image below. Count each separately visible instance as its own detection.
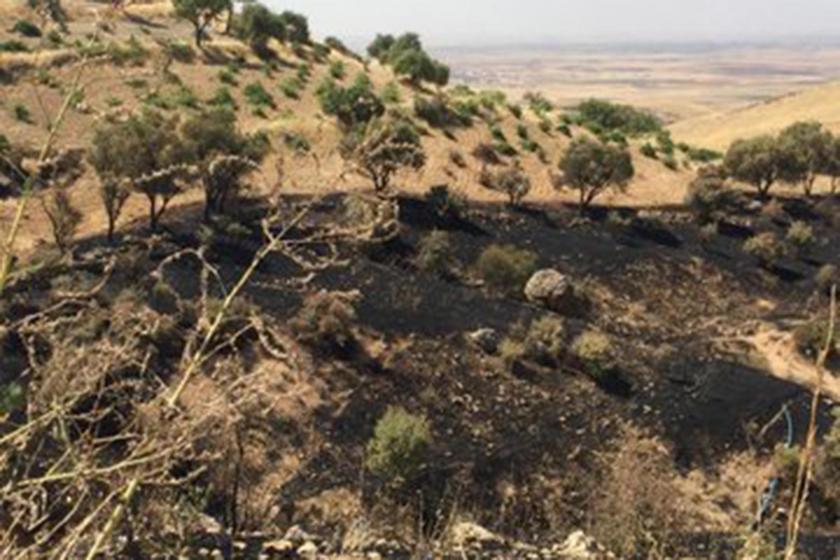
[784,284,836,560]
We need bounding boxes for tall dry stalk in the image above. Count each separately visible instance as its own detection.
[783,284,837,560]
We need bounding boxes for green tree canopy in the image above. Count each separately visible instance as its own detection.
[724,135,784,198]
[558,136,634,212]
[173,0,232,47]
[777,121,834,196]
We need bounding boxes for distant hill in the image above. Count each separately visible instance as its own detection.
[669,81,840,150]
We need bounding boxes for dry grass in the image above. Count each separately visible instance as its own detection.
[671,82,840,151]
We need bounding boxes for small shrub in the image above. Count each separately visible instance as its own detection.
[744,232,786,266]
[218,68,238,86]
[472,143,501,165]
[508,104,523,119]
[538,118,552,135]
[329,59,347,80]
[449,149,467,168]
[773,443,802,481]
[571,330,612,379]
[785,221,815,251]
[816,264,838,292]
[489,124,506,142]
[381,81,400,104]
[0,40,29,53]
[165,40,195,63]
[291,291,357,353]
[107,36,148,67]
[493,140,518,157]
[425,184,466,219]
[280,76,303,99]
[524,315,566,365]
[297,63,312,82]
[557,123,572,137]
[499,337,526,367]
[125,77,148,90]
[415,230,457,276]
[171,85,200,109]
[684,166,739,223]
[760,199,787,222]
[640,143,658,159]
[474,244,538,295]
[12,19,42,38]
[516,123,529,140]
[414,96,468,128]
[662,154,679,171]
[208,86,237,110]
[366,406,431,482]
[12,104,32,123]
[282,131,311,154]
[244,81,275,110]
[793,317,839,361]
[478,163,531,207]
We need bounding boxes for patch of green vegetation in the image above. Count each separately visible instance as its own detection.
[218,63,240,86]
[329,59,346,80]
[0,40,29,53]
[12,104,32,123]
[107,36,148,67]
[366,406,431,482]
[12,19,42,38]
[569,98,662,137]
[524,91,553,115]
[125,77,148,90]
[243,81,275,110]
[208,87,237,110]
[474,243,538,295]
[280,76,304,99]
[380,81,400,105]
[282,131,311,154]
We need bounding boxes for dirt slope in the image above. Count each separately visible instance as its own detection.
[670,81,840,151]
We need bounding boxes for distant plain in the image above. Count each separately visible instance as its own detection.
[438,41,840,129]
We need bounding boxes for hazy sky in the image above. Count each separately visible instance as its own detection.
[268,0,840,47]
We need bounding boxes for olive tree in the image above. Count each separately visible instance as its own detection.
[724,135,783,199]
[181,108,269,218]
[340,118,426,193]
[234,3,285,54]
[173,0,232,47]
[823,136,840,195]
[90,111,192,232]
[557,136,634,213]
[478,162,531,207]
[777,121,833,197]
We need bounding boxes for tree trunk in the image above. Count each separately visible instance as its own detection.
[148,195,158,232]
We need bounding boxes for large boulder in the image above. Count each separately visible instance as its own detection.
[524,269,576,313]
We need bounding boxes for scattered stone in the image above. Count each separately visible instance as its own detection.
[451,521,505,551]
[262,538,295,555]
[468,328,501,354]
[297,540,318,559]
[284,525,315,545]
[554,530,612,559]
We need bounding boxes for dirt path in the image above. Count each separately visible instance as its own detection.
[746,324,840,402]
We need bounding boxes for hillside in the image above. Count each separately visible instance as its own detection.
[670,81,840,151]
[0,0,708,257]
[1,2,840,559]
